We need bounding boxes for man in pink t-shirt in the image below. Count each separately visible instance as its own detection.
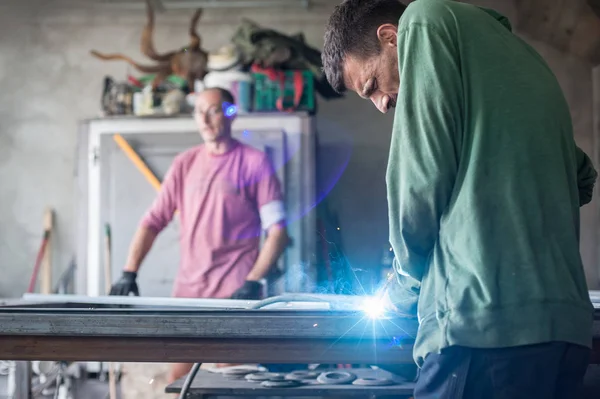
[109,87,290,382]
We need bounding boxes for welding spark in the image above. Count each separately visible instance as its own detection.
[360,296,388,319]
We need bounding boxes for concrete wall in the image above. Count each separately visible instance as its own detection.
[0,0,597,297]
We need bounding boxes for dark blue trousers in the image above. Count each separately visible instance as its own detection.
[414,342,590,399]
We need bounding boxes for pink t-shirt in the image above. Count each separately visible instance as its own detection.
[140,140,284,298]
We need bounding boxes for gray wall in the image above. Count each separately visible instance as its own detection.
[0,0,598,298]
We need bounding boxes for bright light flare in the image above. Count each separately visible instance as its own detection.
[360,296,388,319]
[222,102,237,118]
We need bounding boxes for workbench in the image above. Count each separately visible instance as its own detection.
[0,294,418,365]
[165,368,416,398]
[0,293,599,364]
[1,293,599,398]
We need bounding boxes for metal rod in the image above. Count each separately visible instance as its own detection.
[96,0,310,10]
[165,0,310,8]
[21,294,259,309]
[19,293,369,310]
[14,362,32,399]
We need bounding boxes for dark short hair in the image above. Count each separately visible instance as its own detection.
[322,0,407,93]
[205,87,235,105]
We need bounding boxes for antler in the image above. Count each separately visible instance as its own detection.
[90,50,166,74]
[141,0,176,62]
[188,9,203,50]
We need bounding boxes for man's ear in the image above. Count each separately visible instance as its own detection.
[376,24,398,47]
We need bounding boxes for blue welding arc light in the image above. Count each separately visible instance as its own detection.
[223,102,237,118]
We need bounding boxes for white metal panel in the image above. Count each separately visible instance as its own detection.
[82,114,316,297]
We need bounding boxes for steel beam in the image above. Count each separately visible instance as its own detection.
[0,336,413,364]
[0,308,418,340]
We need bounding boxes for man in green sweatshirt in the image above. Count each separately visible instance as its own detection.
[323,0,597,397]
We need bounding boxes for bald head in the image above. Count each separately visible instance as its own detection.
[193,87,236,144]
[196,87,235,107]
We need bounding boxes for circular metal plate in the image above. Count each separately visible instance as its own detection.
[261,380,301,388]
[352,377,395,386]
[300,379,321,385]
[316,371,356,385]
[245,372,287,382]
[221,368,254,376]
[285,371,320,381]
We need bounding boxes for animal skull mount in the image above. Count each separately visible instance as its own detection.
[90,0,209,91]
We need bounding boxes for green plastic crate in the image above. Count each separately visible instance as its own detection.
[252,70,315,112]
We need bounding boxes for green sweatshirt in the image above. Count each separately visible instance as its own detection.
[386,0,597,367]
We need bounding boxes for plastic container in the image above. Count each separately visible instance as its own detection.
[252,70,315,112]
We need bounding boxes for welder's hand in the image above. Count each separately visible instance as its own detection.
[109,271,140,296]
[231,281,263,300]
[384,270,419,319]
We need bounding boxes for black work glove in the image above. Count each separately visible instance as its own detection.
[109,271,140,296]
[231,281,263,300]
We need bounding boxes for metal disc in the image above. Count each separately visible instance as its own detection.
[285,371,320,381]
[245,372,287,382]
[221,368,254,376]
[261,380,301,388]
[223,374,248,380]
[316,371,356,385]
[300,379,321,385]
[352,377,395,386]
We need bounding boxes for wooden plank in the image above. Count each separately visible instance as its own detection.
[41,208,53,295]
[0,336,415,365]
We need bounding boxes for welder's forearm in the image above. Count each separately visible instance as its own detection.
[246,225,289,281]
[124,225,158,273]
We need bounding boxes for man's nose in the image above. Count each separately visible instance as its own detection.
[371,97,389,114]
